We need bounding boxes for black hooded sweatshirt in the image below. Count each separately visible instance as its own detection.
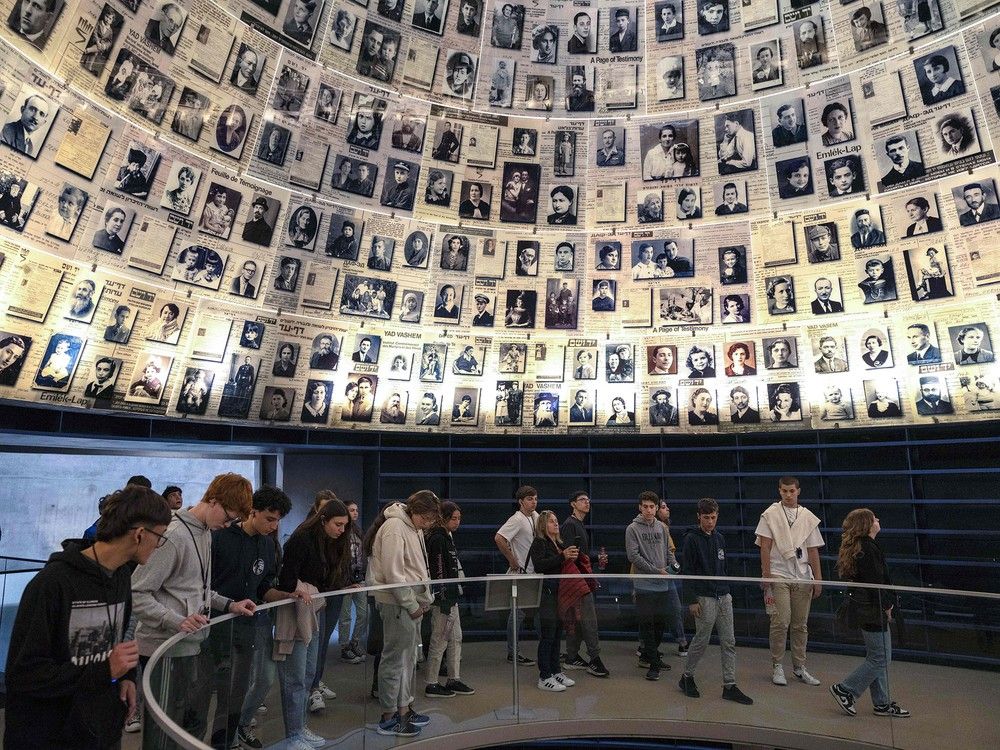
[3,539,137,749]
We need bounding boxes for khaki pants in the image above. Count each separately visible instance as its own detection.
[769,581,813,668]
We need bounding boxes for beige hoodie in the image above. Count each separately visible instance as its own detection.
[371,502,432,614]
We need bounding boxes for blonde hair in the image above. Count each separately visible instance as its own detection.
[535,509,562,544]
[836,508,875,580]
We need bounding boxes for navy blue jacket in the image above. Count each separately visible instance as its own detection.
[680,527,730,602]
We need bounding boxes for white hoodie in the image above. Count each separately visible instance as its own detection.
[370,502,432,614]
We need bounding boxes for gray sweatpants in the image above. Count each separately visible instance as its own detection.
[565,591,601,660]
[377,602,420,713]
[684,593,736,685]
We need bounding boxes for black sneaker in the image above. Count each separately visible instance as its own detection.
[677,642,689,657]
[586,657,610,678]
[645,666,660,681]
[445,679,476,695]
[507,653,535,666]
[376,717,420,737]
[424,683,455,698]
[564,654,589,670]
[651,657,671,672]
[236,725,262,750]
[722,685,754,705]
[873,702,910,718]
[830,683,857,716]
[637,656,651,669]
[678,673,700,698]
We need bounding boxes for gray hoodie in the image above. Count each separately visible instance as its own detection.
[131,509,230,656]
[625,514,676,592]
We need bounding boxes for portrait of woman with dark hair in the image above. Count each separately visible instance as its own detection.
[769,383,802,421]
[286,205,319,249]
[686,345,715,378]
[937,113,977,157]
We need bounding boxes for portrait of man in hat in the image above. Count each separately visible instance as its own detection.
[915,375,953,415]
[380,159,416,210]
[241,196,275,247]
[805,223,840,263]
[471,294,494,326]
[444,51,476,99]
[114,145,154,199]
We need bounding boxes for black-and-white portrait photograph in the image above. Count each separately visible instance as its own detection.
[324,215,362,260]
[810,275,843,315]
[355,20,401,83]
[377,0,405,22]
[655,55,684,101]
[695,43,736,101]
[330,155,378,198]
[770,99,807,148]
[767,382,803,423]
[655,1,683,42]
[272,342,299,378]
[260,385,294,421]
[864,379,903,419]
[313,85,342,127]
[913,374,953,416]
[32,333,83,392]
[272,64,309,118]
[339,274,396,319]
[604,394,636,428]
[952,180,1000,226]
[440,234,470,271]
[849,208,886,249]
[458,181,492,220]
[105,48,139,101]
[750,39,782,90]
[658,288,712,325]
[595,127,625,168]
[500,162,541,223]
[102,304,135,344]
[413,391,440,425]
[566,66,595,112]
[46,183,88,242]
[592,279,616,312]
[906,322,942,364]
[380,159,417,211]
[850,4,889,52]
[281,0,324,47]
[412,0,448,34]
[82,356,120,401]
[936,109,980,161]
[686,387,718,426]
[7,0,64,50]
[63,277,102,324]
[175,367,215,415]
[113,142,159,201]
[172,245,227,290]
[240,194,278,248]
[285,203,321,251]
[123,353,173,405]
[876,131,926,190]
[91,203,134,254]
[608,7,638,52]
[452,342,482,376]
[524,75,554,111]
[901,192,940,235]
[544,279,578,329]
[547,185,577,225]
[257,121,292,166]
[198,183,241,240]
[230,258,264,300]
[503,289,536,328]
[213,104,251,158]
[793,17,826,69]
[717,244,748,285]
[636,189,663,224]
[775,156,814,200]
[765,275,796,315]
[449,387,479,425]
[949,323,995,365]
[512,127,537,156]
[914,46,966,106]
[818,384,855,422]
[714,181,748,216]
[533,391,559,427]
[455,0,481,36]
[697,0,727,35]
[720,293,749,324]
[495,381,523,425]
[273,256,301,293]
[329,7,357,51]
[727,385,759,424]
[391,112,425,152]
[418,343,447,383]
[640,120,700,180]
[530,23,558,63]
[497,342,526,374]
[470,292,495,326]
[630,238,694,279]
[0,332,31,387]
[386,351,412,381]
[366,235,394,272]
[126,64,174,125]
[515,240,539,277]
[159,162,201,216]
[715,109,757,175]
[605,343,635,383]
[860,327,893,369]
[490,3,524,49]
[1,86,58,159]
[901,0,943,41]
[723,341,755,376]
[145,300,188,345]
[308,332,341,371]
[239,320,264,350]
[804,222,840,263]
[489,59,515,107]
[857,255,898,304]
[554,130,576,177]
[431,120,462,163]
[432,283,463,322]
[818,100,855,147]
[824,155,865,197]
[145,1,186,54]
[299,378,332,424]
[403,230,430,268]
[904,246,953,301]
[346,94,385,150]
[80,4,123,77]
[595,241,622,270]
[675,186,701,221]
[553,241,575,272]
[171,87,209,142]
[230,43,265,95]
[812,335,849,374]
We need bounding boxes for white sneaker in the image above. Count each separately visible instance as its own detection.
[553,672,576,687]
[299,727,327,747]
[256,704,268,714]
[537,676,566,692]
[772,664,788,686]
[307,690,326,712]
[794,667,821,686]
[316,681,336,699]
[124,716,141,733]
[286,735,315,750]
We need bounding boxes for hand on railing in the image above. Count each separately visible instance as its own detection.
[228,598,256,616]
[178,613,210,633]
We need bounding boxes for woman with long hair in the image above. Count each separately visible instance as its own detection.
[337,500,369,664]
[529,510,579,692]
[829,509,910,718]
[371,491,441,737]
[423,501,475,698]
[276,495,351,748]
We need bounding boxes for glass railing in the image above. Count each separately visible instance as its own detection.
[142,575,1000,750]
[0,555,46,679]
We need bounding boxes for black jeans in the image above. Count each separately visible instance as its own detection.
[536,591,562,679]
[636,590,669,662]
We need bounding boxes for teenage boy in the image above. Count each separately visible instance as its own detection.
[678,498,754,704]
[495,485,540,665]
[4,485,172,749]
[560,491,609,677]
[756,476,824,687]
[131,473,256,744]
[209,485,307,750]
[626,491,677,681]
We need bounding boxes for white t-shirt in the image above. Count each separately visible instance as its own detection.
[497,510,539,573]
[754,505,824,580]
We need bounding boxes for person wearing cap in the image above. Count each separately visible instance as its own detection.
[242,197,274,247]
[381,162,415,210]
[915,376,953,415]
[162,486,183,510]
[471,294,494,326]
[446,52,475,98]
[806,224,839,263]
[115,147,149,197]
[609,8,636,52]
[534,394,557,427]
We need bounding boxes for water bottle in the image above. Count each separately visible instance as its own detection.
[597,546,608,571]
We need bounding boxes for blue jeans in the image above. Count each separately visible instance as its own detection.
[239,622,277,727]
[312,595,343,690]
[665,581,687,645]
[841,628,891,706]
[277,635,320,738]
[338,590,369,649]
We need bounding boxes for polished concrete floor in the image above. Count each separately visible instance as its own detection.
[102,639,1000,750]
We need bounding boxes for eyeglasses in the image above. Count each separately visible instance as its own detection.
[223,508,241,524]
[133,527,169,548]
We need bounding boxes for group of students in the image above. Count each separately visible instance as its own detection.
[495,479,909,718]
[4,473,908,750]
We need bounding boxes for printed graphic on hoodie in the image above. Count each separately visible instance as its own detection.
[69,600,122,666]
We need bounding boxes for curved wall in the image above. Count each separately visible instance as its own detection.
[0,0,999,434]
